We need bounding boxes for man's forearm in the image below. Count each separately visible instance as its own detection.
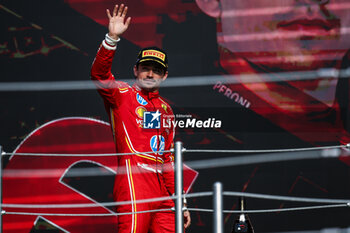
[91,34,119,83]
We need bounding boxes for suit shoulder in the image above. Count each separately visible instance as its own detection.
[115,81,131,93]
[158,97,173,114]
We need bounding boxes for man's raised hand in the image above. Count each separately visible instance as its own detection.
[106,4,131,40]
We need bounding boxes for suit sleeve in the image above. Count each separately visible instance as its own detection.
[162,108,176,195]
[90,39,120,108]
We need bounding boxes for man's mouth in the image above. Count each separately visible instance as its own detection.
[143,79,156,85]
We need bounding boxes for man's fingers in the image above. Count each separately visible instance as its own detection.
[122,5,128,17]
[184,219,191,228]
[184,211,191,229]
[118,4,124,16]
[106,9,112,19]
[125,17,131,28]
[113,4,118,16]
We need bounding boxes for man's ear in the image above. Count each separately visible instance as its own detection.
[162,71,168,81]
[133,65,138,77]
[195,0,221,18]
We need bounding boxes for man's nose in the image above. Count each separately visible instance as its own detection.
[147,70,154,77]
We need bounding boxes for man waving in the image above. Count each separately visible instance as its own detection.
[91,4,190,233]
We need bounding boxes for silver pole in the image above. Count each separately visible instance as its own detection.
[213,182,224,233]
[174,141,184,233]
[0,145,3,233]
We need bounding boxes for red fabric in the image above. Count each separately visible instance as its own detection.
[66,0,201,48]
[115,158,175,233]
[218,46,350,145]
[3,118,118,233]
[91,42,176,232]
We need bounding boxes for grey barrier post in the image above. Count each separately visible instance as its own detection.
[213,182,224,233]
[174,141,184,233]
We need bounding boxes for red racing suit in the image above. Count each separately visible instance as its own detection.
[91,39,176,233]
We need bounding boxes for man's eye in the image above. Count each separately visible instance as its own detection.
[154,69,162,74]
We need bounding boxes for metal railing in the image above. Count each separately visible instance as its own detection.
[1,142,350,233]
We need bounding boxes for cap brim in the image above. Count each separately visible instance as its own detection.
[138,58,167,68]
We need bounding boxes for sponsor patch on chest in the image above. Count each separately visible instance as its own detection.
[136,93,148,105]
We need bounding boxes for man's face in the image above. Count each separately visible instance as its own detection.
[218,0,350,70]
[134,61,168,92]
